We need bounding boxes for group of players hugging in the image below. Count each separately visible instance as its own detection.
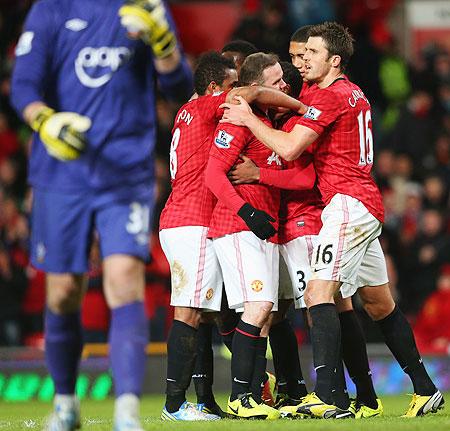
[11,0,444,429]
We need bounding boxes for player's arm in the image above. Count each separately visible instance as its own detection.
[119,0,193,101]
[228,155,316,190]
[226,87,307,115]
[205,128,276,240]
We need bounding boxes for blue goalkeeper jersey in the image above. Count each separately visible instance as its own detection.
[11,0,192,192]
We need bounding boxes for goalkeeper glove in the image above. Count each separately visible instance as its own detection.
[31,107,91,161]
[237,203,277,240]
[118,0,177,59]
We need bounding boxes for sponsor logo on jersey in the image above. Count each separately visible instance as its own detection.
[65,18,88,32]
[15,32,34,56]
[304,106,322,120]
[251,279,263,292]
[267,151,282,166]
[214,130,234,148]
[75,46,133,88]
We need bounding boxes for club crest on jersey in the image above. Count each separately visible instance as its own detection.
[304,106,322,120]
[215,130,234,149]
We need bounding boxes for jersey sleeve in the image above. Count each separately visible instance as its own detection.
[197,91,228,123]
[209,123,249,169]
[296,89,341,135]
[10,0,57,116]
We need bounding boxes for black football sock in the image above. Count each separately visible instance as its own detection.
[332,358,350,410]
[220,309,240,353]
[165,320,198,412]
[339,310,378,409]
[193,323,216,407]
[231,319,261,400]
[377,306,436,395]
[269,318,307,399]
[250,336,267,404]
[309,303,341,405]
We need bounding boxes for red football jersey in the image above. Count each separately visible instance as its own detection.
[278,115,324,244]
[208,115,282,240]
[296,77,384,222]
[159,92,228,230]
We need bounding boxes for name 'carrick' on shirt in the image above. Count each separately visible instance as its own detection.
[159,92,227,229]
[207,115,282,240]
[295,77,384,222]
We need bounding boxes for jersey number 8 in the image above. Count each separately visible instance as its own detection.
[169,127,181,180]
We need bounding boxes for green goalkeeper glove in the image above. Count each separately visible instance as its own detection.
[118,0,177,59]
[31,107,91,161]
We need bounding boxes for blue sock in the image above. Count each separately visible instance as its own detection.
[45,309,83,394]
[109,301,149,397]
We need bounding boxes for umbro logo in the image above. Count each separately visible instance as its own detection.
[65,18,88,32]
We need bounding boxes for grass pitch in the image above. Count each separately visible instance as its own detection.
[0,393,449,431]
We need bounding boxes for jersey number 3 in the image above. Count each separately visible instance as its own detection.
[357,110,373,166]
[169,128,181,180]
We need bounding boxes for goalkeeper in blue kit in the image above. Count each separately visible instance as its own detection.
[11,0,192,430]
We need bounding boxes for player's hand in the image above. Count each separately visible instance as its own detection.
[220,96,253,126]
[118,0,177,58]
[228,155,260,185]
[237,203,276,240]
[31,107,91,161]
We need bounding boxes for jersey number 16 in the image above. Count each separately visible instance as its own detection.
[357,109,373,166]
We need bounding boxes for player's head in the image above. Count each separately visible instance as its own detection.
[279,61,302,99]
[239,52,286,91]
[304,22,354,83]
[194,51,238,96]
[221,40,258,72]
[289,25,313,77]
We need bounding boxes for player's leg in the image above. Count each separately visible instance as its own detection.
[96,191,153,430]
[335,295,380,416]
[193,312,226,417]
[214,232,280,419]
[159,226,222,421]
[217,293,240,353]
[358,276,444,416]
[31,187,92,431]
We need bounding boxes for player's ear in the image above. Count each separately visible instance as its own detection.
[206,81,218,94]
[330,54,341,69]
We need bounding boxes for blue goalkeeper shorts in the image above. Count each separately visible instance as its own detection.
[30,184,154,273]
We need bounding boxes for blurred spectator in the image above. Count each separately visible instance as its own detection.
[231,0,291,60]
[414,265,450,355]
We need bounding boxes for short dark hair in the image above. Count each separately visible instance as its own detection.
[221,40,258,57]
[194,51,236,95]
[308,22,354,71]
[279,61,302,98]
[291,25,313,43]
[239,52,279,86]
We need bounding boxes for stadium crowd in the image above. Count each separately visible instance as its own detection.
[0,0,448,358]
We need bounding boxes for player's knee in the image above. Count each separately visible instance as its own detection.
[363,300,394,321]
[46,274,85,313]
[174,307,202,328]
[243,301,273,327]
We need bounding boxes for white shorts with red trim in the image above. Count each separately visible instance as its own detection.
[279,235,318,309]
[159,226,223,311]
[310,194,389,297]
[213,231,279,310]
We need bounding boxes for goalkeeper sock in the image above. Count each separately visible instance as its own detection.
[109,301,148,396]
[339,310,378,409]
[165,320,198,412]
[377,305,436,396]
[45,309,83,394]
[193,323,216,407]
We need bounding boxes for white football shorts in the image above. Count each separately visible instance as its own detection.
[279,235,317,309]
[310,194,389,297]
[213,231,279,310]
[159,226,223,311]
